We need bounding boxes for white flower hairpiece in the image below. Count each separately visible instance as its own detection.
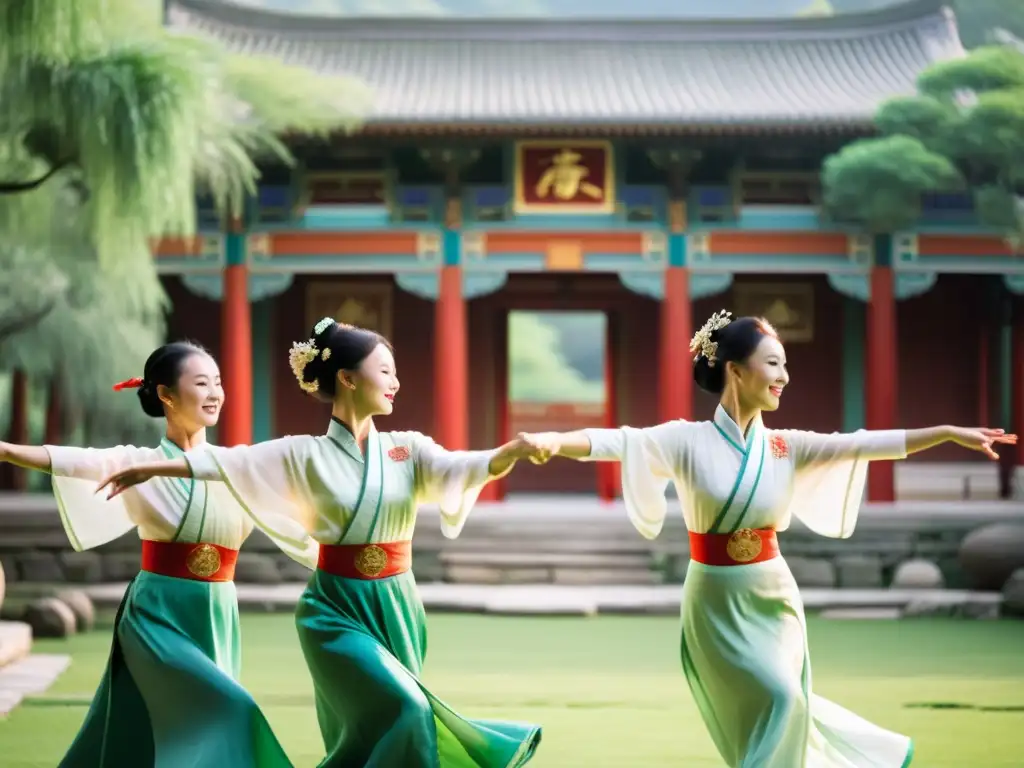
[689,310,733,366]
[289,339,320,394]
[313,317,334,335]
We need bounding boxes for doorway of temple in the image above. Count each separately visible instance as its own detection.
[503,310,610,494]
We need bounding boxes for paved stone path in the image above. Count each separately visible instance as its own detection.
[76,582,1003,616]
[0,654,71,717]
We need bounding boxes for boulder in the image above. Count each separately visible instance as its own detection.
[233,553,282,584]
[23,597,77,639]
[959,523,1024,591]
[101,553,140,582]
[833,555,884,589]
[14,551,63,582]
[891,559,944,590]
[55,589,96,633]
[785,557,836,588]
[1001,569,1024,619]
[59,551,104,584]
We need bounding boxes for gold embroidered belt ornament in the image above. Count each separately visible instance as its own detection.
[140,540,238,582]
[318,541,413,580]
[688,528,780,566]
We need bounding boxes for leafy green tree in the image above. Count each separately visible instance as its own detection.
[822,45,1024,245]
[508,314,605,404]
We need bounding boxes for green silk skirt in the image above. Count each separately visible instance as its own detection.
[59,571,293,768]
[296,569,541,768]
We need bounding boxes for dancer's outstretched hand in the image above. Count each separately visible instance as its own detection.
[517,432,561,465]
[96,465,158,500]
[950,427,1017,460]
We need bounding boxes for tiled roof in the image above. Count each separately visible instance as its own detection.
[168,0,965,130]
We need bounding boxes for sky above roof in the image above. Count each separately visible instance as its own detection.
[227,0,900,19]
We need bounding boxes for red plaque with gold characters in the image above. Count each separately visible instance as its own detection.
[514,140,614,214]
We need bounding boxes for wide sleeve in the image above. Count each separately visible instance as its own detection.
[402,432,497,540]
[44,444,151,551]
[580,421,690,540]
[185,438,320,567]
[775,429,907,539]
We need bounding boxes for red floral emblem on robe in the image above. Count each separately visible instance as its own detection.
[768,434,789,460]
[388,445,411,462]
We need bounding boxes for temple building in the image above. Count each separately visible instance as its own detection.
[155,0,1024,501]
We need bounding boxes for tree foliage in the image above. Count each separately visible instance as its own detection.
[0,0,372,439]
[822,45,1024,242]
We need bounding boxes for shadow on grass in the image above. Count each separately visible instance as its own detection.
[904,702,1024,712]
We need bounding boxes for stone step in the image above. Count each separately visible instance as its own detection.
[0,653,71,717]
[0,622,32,668]
[439,551,652,568]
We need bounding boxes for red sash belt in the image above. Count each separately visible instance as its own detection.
[141,540,238,582]
[689,529,779,566]
[318,541,412,580]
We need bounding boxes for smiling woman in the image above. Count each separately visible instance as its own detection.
[517,308,1017,768]
[0,340,314,767]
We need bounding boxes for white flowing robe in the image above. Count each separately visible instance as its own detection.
[182,418,498,549]
[45,437,315,568]
[581,405,914,768]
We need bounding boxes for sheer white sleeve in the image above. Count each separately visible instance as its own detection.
[401,432,496,540]
[185,439,320,570]
[581,421,690,540]
[775,429,907,539]
[44,445,151,550]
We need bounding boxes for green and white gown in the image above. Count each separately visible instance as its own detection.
[184,417,542,768]
[580,405,914,768]
[46,437,316,768]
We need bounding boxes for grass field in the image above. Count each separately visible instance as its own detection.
[1,613,1023,766]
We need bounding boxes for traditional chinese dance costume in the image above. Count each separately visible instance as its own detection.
[47,438,314,767]
[183,418,541,768]
[580,406,913,767]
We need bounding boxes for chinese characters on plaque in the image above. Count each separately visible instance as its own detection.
[514,141,615,214]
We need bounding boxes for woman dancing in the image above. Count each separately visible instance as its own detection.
[517,310,1015,768]
[94,319,542,768]
[0,342,311,767]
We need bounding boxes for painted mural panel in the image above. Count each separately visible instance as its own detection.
[305,281,393,339]
[732,282,815,343]
[514,140,615,214]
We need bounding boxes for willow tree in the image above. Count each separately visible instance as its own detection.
[0,0,372,446]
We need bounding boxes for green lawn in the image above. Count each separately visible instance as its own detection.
[1,614,1023,766]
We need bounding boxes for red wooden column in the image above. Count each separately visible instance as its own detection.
[865,237,897,502]
[220,223,252,447]
[434,202,468,451]
[660,265,692,423]
[480,309,509,502]
[597,312,621,501]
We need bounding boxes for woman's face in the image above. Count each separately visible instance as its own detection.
[344,343,400,416]
[729,335,789,412]
[159,353,224,430]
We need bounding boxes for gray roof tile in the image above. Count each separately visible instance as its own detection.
[168,0,965,128]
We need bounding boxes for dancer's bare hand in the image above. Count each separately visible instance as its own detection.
[950,427,1017,460]
[96,466,157,500]
[516,432,561,465]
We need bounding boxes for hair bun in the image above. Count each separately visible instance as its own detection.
[692,354,726,395]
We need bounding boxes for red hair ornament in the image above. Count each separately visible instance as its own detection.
[112,377,145,392]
